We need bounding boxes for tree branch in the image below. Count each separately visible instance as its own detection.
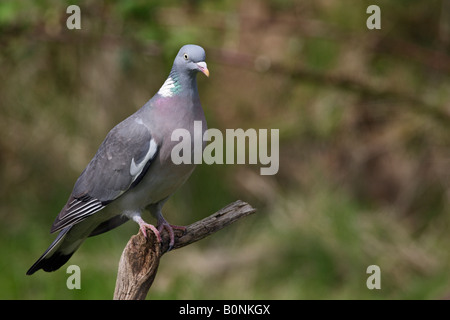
[113,200,256,300]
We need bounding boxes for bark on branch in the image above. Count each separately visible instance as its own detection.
[113,200,256,300]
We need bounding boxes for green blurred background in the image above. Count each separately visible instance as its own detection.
[1,0,449,299]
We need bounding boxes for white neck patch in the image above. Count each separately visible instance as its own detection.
[158,77,175,97]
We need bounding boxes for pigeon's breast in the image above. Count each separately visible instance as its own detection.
[118,95,207,209]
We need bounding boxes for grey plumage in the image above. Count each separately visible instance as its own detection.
[27,44,209,275]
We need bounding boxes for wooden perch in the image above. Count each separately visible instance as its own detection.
[113,200,256,300]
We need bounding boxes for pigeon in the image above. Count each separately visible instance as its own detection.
[27,44,209,275]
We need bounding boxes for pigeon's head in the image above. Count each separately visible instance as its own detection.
[174,44,209,77]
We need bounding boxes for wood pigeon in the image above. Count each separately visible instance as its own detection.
[27,44,209,275]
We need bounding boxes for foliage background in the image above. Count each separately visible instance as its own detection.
[0,0,449,299]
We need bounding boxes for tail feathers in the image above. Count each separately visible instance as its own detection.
[27,227,74,275]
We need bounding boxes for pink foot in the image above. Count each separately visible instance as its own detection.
[139,223,162,242]
[157,222,186,250]
[133,216,162,242]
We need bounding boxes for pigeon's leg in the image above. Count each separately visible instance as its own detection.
[131,214,162,242]
[147,201,186,250]
[156,213,186,250]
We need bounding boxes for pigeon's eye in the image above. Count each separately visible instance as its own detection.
[183,53,189,60]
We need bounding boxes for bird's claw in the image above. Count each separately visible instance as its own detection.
[157,222,186,251]
[139,223,162,243]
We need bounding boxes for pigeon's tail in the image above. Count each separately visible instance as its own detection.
[26,226,82,275]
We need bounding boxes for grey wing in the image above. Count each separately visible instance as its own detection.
[51,117,158,233]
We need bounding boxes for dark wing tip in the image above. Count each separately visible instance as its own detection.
[26,227,73,275]
[27,252,74,275]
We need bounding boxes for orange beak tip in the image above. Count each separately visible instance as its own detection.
[197,62,210,77]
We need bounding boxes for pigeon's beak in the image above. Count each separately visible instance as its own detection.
[196,62,209,77]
